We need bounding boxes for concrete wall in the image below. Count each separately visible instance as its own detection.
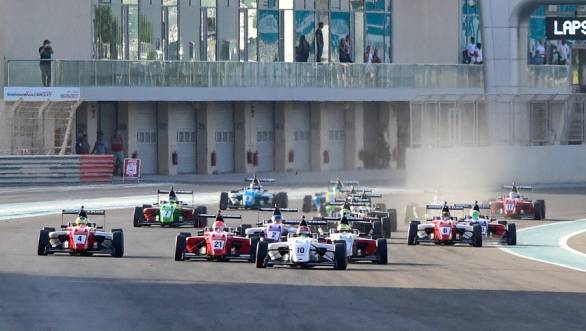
[393,0,460,64]
[406,145,586,189]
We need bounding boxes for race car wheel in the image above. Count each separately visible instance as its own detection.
[238,224,252,236]
[333,242,347,270]
[43,227,55,232]
[174,234,187,261]
[375,203,386,211]
[472,224,482,247]
[407,222,418,246]
[533,200,545,220]
[179,232,192,237]
[302,195,312,213]
[376,239,388,264]
[142,204,152,209]
[256,241,269,268]
[371,220,383,239]
[219,192,229,210]
[388,209,398,232]
[249,237,260,263]
[133,207,143,227]
[536,200,546,220]
[382,218,391,239]
[274,192,289,208]
[37,229,50,256]
[506,223,517,246]
[111,230,124,257]
[498,220,508,226]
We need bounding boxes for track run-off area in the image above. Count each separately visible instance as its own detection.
[1,183,586,330]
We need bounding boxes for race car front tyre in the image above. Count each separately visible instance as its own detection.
[375,203,387,211]
[174,234,187,261]
[111,230,124,257]
[533,200,545,220]
[133,207,143,227]
[37,229,50,256]
[506,223,517,246]
[472,224,482,247]
[334,243,347,270]
[274,192,289,208]
[219,192,229,210]
[371,220,383,239]
[376,238,388,264]
[302,195,312,213]
[382,218,391,239]
[249,237,260,263]
[407,222,418,246]
[256,241,268,268]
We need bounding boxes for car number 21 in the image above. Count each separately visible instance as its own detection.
[212,240,225,249]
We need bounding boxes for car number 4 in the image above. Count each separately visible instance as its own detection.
[75,235,86,244]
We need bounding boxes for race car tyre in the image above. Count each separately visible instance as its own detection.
[179,232,192,237]
[174,234,187,261]
[43,227,55,232]
[37,229,50,256]
[302,195,313,213]
[371,220,383,239]
[256,241,269,268]
[219,192,229,210]
[387,209,398,232]
[274,192,289,208]
[249,237,260,263]
[319,203,327,217]
[111,230,124,257]
[333,242,347,270]
[533,200,545,220]
[498,220,508,226]
[196,206,207,215]
[375,203,386,211]
[472,224,482,247]
[506,223,517,246]
[407,222,418,246]
[239,224,252,236]
[382,217,392,239]
[376,238,388,264]
[133,207,143,227]
[142,204,152,209]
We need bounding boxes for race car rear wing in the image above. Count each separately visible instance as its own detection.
[320,217,372,223]
[62,209,106,215]
[157,189,194,205]
[258,208,298,213]
[245,177,275,183]
[282,219,328,226]
[199,213,242,219]
[453,203,490,210]
[340,187,372,193]
[328,201,368,206]
[503,185,532,190]
[425,204,464,210]
[329,180,359,185]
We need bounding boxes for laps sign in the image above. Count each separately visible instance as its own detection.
[123,158,141,180]
[547,17,586,40]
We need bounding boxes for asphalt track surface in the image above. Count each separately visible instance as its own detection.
[1,184,586,331]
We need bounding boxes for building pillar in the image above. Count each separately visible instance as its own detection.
[75,102,99,147]
[274,102,287,172]
[196,103,214,174]
[156,102,177,176]
[234,102,256,173]
[345,102,364,170]
[310,102,327,171]
[382,102,400,169]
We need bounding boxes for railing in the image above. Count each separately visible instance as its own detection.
[6,60,484,90]
[527,65,569,89]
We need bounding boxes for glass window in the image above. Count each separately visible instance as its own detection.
[139,0,163,60]
[330,11,351,63]
[218,1,239,61]
[179,0,200,61]
[365,12,387,62]
[295,10,315,62]
[163,4,179,60]
[93,3,123,59]
[258,10,280,62]
[461,0,481,64]
[201,7,217,61]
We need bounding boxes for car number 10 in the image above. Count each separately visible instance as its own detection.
[297,247,305,254]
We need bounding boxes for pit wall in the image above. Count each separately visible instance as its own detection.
[406,145,586,189]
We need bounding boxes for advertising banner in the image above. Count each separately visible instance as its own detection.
[3,87,81,101]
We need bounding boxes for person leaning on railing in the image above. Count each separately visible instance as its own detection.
[111,130,125,176]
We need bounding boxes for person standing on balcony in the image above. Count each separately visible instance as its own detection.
[316,22,324,63]
[345,35,353,63]
[339,38,348,63]
[38,40,53,87]
[474,43,483,64]
[364,45,373,64]
[466,37,476,64]
[295,36,309,62]
[372,48,381,64]
[534,40,545,65]
[559,40,570,65]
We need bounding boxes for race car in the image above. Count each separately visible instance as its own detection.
[488,184,545,220]
[255,218,347,270]
[133,188,208,227]
[457,202,517,245]
[301,178,360,213]
[37,207,124,257]
[324,201,393,239]
[174,212,258,262]
[244,207,299,242]
[407,203,482,247]
[322,216,388,264]
[220,176,288,210]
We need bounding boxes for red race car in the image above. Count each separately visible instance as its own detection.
[37,207,124,257]
[174,212,259,262]
[488,184,545,220]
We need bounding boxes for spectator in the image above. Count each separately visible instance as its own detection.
[316,22,324,63]
[559,40,570,65]
[38,40,53,87]
[466,37,476,64]
[111,130,125,176]
[75,131,84,154]
[345,34,353,63]
[295,35,309,62]
[81,135,90,154]
[372,48,382,63]
[474,43,483,64]
[364,45,373,64]
[91,131,108,155]
[338,38,348,63]
[534,40,545,64]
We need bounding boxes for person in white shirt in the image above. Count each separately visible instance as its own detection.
[466,37,477,64]
[534,40,545,64]
[559,40,570,65]
[364,45,373,64]
[474,43,483,64]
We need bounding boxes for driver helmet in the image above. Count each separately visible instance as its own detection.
[250,176,261,189]
[297,218,311,237]
[337,216,351,232]
[169,187,178,203]
[472,201,480,212]
[75,216,88,226]
[441,202,451,218]
[212,220,225,233]
[271,214,283,224]
[509,192,520,199]
[471,210,480,221]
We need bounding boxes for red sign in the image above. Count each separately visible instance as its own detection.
[123,158,141,182]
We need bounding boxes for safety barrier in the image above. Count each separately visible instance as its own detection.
[0,155,113,185]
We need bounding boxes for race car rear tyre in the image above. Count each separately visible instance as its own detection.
[142,204,152,209]
[174,234,187,261]
[506,223,517,246]
[133,207,143,227]
[382,218,391,239]
[302,195,312,213]
[472,224,482,247]
[334,242,348,270]
[256,241,268,268]
[498,220,508,226]
[37,229,50,256]
[371,220,383,239]
[407,222,418,246]
[239,224,252,236]
[43,227,55,232]
[219,192,229,210]
[112,230,124,257]
[387,209,398,232]
[274,192,289,208]
[376,239,388,264]
[196,206,207,215]
[375,203,386,211]
[179,232,192,237]
[533,200,545,220]
[249,237,260,263]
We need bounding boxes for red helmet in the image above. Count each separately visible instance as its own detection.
[212,220,225,232]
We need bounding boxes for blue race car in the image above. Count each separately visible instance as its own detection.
[219,176,288,210]
[302,179,359,214]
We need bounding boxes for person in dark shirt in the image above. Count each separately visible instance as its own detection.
[38,40,53,87]
[316,22,324,63]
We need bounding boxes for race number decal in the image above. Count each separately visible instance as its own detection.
[162,209,173,218]
[297,247,305,254]
[75,235,87,245]
[267,230,280,240]
[212,240,225,249]
[440,227,451,235]
[506,203,514,211]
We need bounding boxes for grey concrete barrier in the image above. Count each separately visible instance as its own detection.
[0,155,81,185]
